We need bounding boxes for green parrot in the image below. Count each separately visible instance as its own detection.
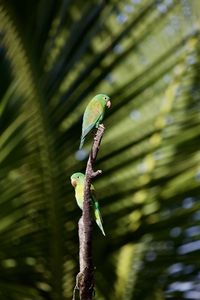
[79,94,111,149]
[70,172,105,236]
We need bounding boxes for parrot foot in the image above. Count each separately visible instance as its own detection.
[99,123,105,129]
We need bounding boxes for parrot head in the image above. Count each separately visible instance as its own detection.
[70,172,85,188]
[94,94,111,109]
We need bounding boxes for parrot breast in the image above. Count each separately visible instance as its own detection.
[75,184,84,210]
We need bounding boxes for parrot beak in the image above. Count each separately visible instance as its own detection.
[71,179,77,187]
[106,100,111,109]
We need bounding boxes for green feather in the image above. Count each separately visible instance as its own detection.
[71,172,105,236]
[79,94,110,149]
[91,196,105,236]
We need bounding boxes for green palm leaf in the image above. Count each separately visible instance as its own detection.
[1,0,200,299]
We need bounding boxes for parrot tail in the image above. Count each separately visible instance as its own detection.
[94,202,106,236]
[96,217,106,236]
[79,136,85,149]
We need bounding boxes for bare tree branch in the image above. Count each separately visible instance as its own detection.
[73,124,105,300]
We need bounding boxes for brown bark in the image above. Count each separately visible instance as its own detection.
[73,124,105,300]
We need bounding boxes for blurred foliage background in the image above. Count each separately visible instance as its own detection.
[0,0,200,299]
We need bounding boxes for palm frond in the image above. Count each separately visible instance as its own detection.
[1,0,200,299]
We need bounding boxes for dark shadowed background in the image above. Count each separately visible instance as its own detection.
[0,0,200,299]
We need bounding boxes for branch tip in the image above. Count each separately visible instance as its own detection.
[91,170,102,178]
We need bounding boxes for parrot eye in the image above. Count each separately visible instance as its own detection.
[77,176,79,178]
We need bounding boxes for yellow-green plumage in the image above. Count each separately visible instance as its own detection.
[70,172,105,236]
[79,94,111,149]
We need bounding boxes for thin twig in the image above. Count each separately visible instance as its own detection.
[73,124,105,300]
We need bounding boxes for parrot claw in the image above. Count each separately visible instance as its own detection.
[99,123,105,129]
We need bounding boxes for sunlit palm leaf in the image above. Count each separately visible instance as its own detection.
[1,0,200,300]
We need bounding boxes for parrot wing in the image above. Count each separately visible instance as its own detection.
[79,100,104,149]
